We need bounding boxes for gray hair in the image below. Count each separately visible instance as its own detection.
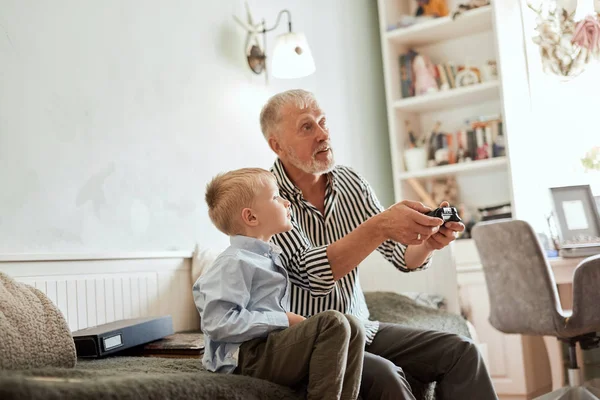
[259,89,319,140]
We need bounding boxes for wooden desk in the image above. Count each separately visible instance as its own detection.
[548,256,586,285]
[548,256,585,313]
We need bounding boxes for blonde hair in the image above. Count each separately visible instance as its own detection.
[205,168,276,236]
[259,89,319,140]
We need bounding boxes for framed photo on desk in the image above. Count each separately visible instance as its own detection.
[550,185,600,242]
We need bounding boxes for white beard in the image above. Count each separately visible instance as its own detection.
[285,146,335,174]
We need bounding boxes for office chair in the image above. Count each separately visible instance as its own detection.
[472,219,600,399]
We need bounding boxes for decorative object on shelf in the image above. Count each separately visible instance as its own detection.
[480,60,499,81]
[405,120,426,148]
[528,0,600,78]
[407,178,437,208]
[233,2,315,81]
[404,121,428,171]
[478,203,512,221]
[455,65,480,87]
[416,0,450,18]
[430,176,459,206]
[388,15,435,30]
[404,147,428,171]
[452,0,491,19]
[427,121,443,166]
[413,54,440,95]
[581,146,600,171]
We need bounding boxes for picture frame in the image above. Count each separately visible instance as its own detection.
[549,185,600,243]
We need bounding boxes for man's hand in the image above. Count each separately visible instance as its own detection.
[423,201,466,250]
[378,200,443,245]
[286,312,306,327]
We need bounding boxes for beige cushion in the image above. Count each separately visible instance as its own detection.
[0,272,76,369]
[190,244,221,286]
[190,244,221,330]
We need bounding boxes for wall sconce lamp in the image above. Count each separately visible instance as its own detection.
[233,4,316,80]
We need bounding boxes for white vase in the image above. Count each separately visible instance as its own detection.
[404,148,427,172]
[558,0,578,14]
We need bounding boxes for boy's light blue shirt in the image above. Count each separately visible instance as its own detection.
[192,235,290,373]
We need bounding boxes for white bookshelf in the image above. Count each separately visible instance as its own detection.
[376,1,550,397]
[377,0,511,223]
[386,6,493,46]
[397,156,507,180]
[392,80,500,112]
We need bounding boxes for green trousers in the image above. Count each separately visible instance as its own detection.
[235,310,365,400]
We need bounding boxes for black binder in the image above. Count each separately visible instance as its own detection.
[72,316,174,358]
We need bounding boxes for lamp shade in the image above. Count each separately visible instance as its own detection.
[271,32,316,79]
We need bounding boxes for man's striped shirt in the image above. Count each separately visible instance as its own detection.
[271,159,430,344]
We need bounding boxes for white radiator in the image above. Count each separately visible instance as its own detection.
[0,253,199,333]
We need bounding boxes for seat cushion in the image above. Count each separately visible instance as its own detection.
[0,273,76,370]
[0,357,303,400]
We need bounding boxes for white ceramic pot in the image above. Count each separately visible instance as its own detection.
[404,147,427,172]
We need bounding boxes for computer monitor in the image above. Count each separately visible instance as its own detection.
[550,185,600,243]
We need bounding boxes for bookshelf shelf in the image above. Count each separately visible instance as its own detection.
[386,6,493,47]
[393,81,500,113]
[397,157,508,180]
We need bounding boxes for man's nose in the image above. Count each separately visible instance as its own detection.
[315,125,329,141]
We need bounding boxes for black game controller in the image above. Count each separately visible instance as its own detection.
[426,206,462,224]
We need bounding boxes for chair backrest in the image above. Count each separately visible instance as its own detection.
[471,219,565,336]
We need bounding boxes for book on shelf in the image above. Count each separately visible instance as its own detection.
[430,116,504,167]
[399,54,409,98]
[399,51,417,98]
[444,63,456,89]
[398,50,491,99]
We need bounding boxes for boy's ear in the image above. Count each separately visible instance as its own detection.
[241,207,259,227]
[268,135,283,156]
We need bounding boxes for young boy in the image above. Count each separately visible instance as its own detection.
[193,168,365,400]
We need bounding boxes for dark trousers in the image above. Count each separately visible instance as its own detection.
[361,323,498,400]
[235,310,365,400]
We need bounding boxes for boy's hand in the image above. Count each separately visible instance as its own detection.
[286,312,306,327]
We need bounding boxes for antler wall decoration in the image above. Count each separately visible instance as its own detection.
[233,3,267,75]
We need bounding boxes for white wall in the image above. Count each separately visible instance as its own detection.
[511,0,600,234]
[0,0,393,254]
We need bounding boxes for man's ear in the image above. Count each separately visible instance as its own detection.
[268,135,283,156]
[241,207,259,227]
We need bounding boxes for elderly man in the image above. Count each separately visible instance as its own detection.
[260,89,497,400]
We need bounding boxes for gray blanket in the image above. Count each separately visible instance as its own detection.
[0,292,470,400]
[0,357,302,400]
[0,273,76,370]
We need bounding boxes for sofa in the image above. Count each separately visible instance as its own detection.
[0,272,470,400]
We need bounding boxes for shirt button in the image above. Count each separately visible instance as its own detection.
[264,253,269,257]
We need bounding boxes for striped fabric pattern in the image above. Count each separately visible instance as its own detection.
[271,159,428,344]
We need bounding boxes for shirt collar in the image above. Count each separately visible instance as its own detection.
[271,158,338,197]
[229,235,282,256]
[272,158,300,197]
